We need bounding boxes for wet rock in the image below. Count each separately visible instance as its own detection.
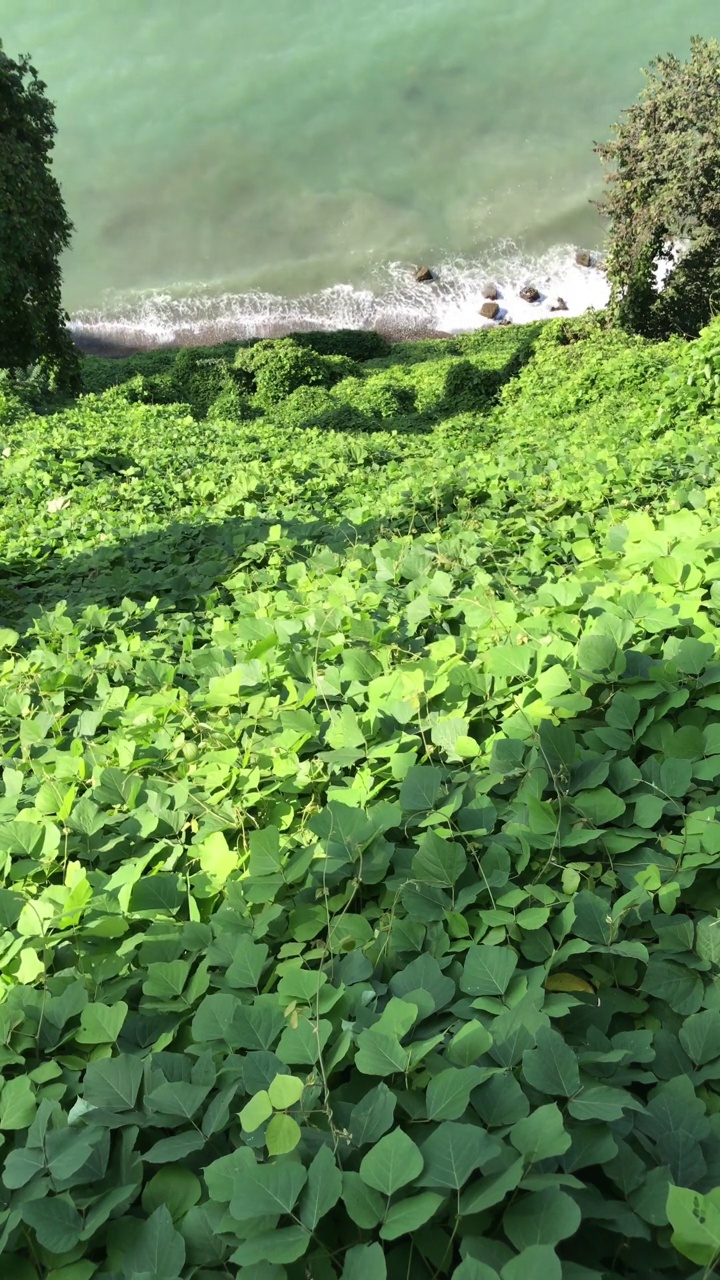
[479,300,500,320]
[415,265,435,283]
[498,316,513,326]
[519,285,541,304]
[482,282,500,300]
[575,249,592,267]
[550,297,569,311]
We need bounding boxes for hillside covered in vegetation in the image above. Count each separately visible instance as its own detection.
[3,315,720,1278]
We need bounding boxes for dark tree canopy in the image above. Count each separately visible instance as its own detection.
[0,44,79,386]
[596,35,720,338]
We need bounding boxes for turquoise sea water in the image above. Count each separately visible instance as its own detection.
[4,1,720,342]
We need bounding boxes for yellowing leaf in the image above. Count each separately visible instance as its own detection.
[16,947,44,984]
[239,1090,273,1133]
[266,1113,301,1156]
[544,973,596,995]
[267,1074,305,1110]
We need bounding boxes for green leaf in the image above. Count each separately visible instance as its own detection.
[225,935,268,988]
[521,1027,580,1097]
[510,1103,571,1163]
[47,1264,97,1280]
[389,953,456,1011]
[426,1066,486,1120]
[266,1113,301,1155]
[501,1245,561,1280]
[461,944,517,997]
[341,1243,387,1280]
[248,826,283,876]
[413,831,467,887]
[577,632,619,674]
[145,1080,210,1120]
[349,1082,396,1146]
[22,1195,83,1253]
[374,996,418,1039]
[606,692,640,730]
[660,757,693,797]
[0,1075,36,1129]
[399,766,443,812]
[342,1171,386,1228]
[143,1132,207,1163]
[452,1260,501,1280]
[634,795,666,828]
[359,1127,423,1195]
[380,1190,445,1240]
[486,643,533,679]
[299,1144,342,1229]
[641,957,703,1015]
[75,1000,128,1044]
[567,1085,636,1122]
[123,1205,186,1278]
[447,1019,493,1066]
[696,917,720,966]
[142,1167,201,1221]
[571,787,626,825]
[129,873,184,914]
[679,1008,720,1065]
[44,1128,95,1182]
[572,891,612,945]
[83,1054,143,1111]
[674,638,714,675]
[419,1121,500,1190]
[355,1027,410,1076]
[460,1157,524,1215]
[230,1226,310,1267]
[230,1151,307,1219]
[473,1074,529,1127]
[3,1146,45,1189]
[503,1188,582,1249]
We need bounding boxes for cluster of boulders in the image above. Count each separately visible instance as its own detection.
[412,247,605,328]
[478,281,567,324]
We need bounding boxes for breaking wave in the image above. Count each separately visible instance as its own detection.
[69,242,611,354]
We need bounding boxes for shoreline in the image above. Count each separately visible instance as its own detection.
[68,243,610,359]
[70,321,459,359]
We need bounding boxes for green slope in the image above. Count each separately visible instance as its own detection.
[1,315,720,1278]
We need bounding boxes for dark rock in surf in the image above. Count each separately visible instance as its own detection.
[550,297,569,311]
[575,249,592,267]
[480,300,500,320]
[482,282,500,300]
[519,285,541,304]
[415,265,435,283]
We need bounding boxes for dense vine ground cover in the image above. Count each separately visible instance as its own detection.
[3,315,720,1278]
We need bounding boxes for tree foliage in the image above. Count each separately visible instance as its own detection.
[0,44,79,388]
[596,35,720,338]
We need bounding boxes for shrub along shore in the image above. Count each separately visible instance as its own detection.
[2,314,720,1278]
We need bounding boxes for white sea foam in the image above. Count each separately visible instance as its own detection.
[69,242,612,351]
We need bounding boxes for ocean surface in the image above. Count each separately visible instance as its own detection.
[4,1,720,346]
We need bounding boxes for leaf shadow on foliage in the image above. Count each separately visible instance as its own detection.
[1,499,457,626]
